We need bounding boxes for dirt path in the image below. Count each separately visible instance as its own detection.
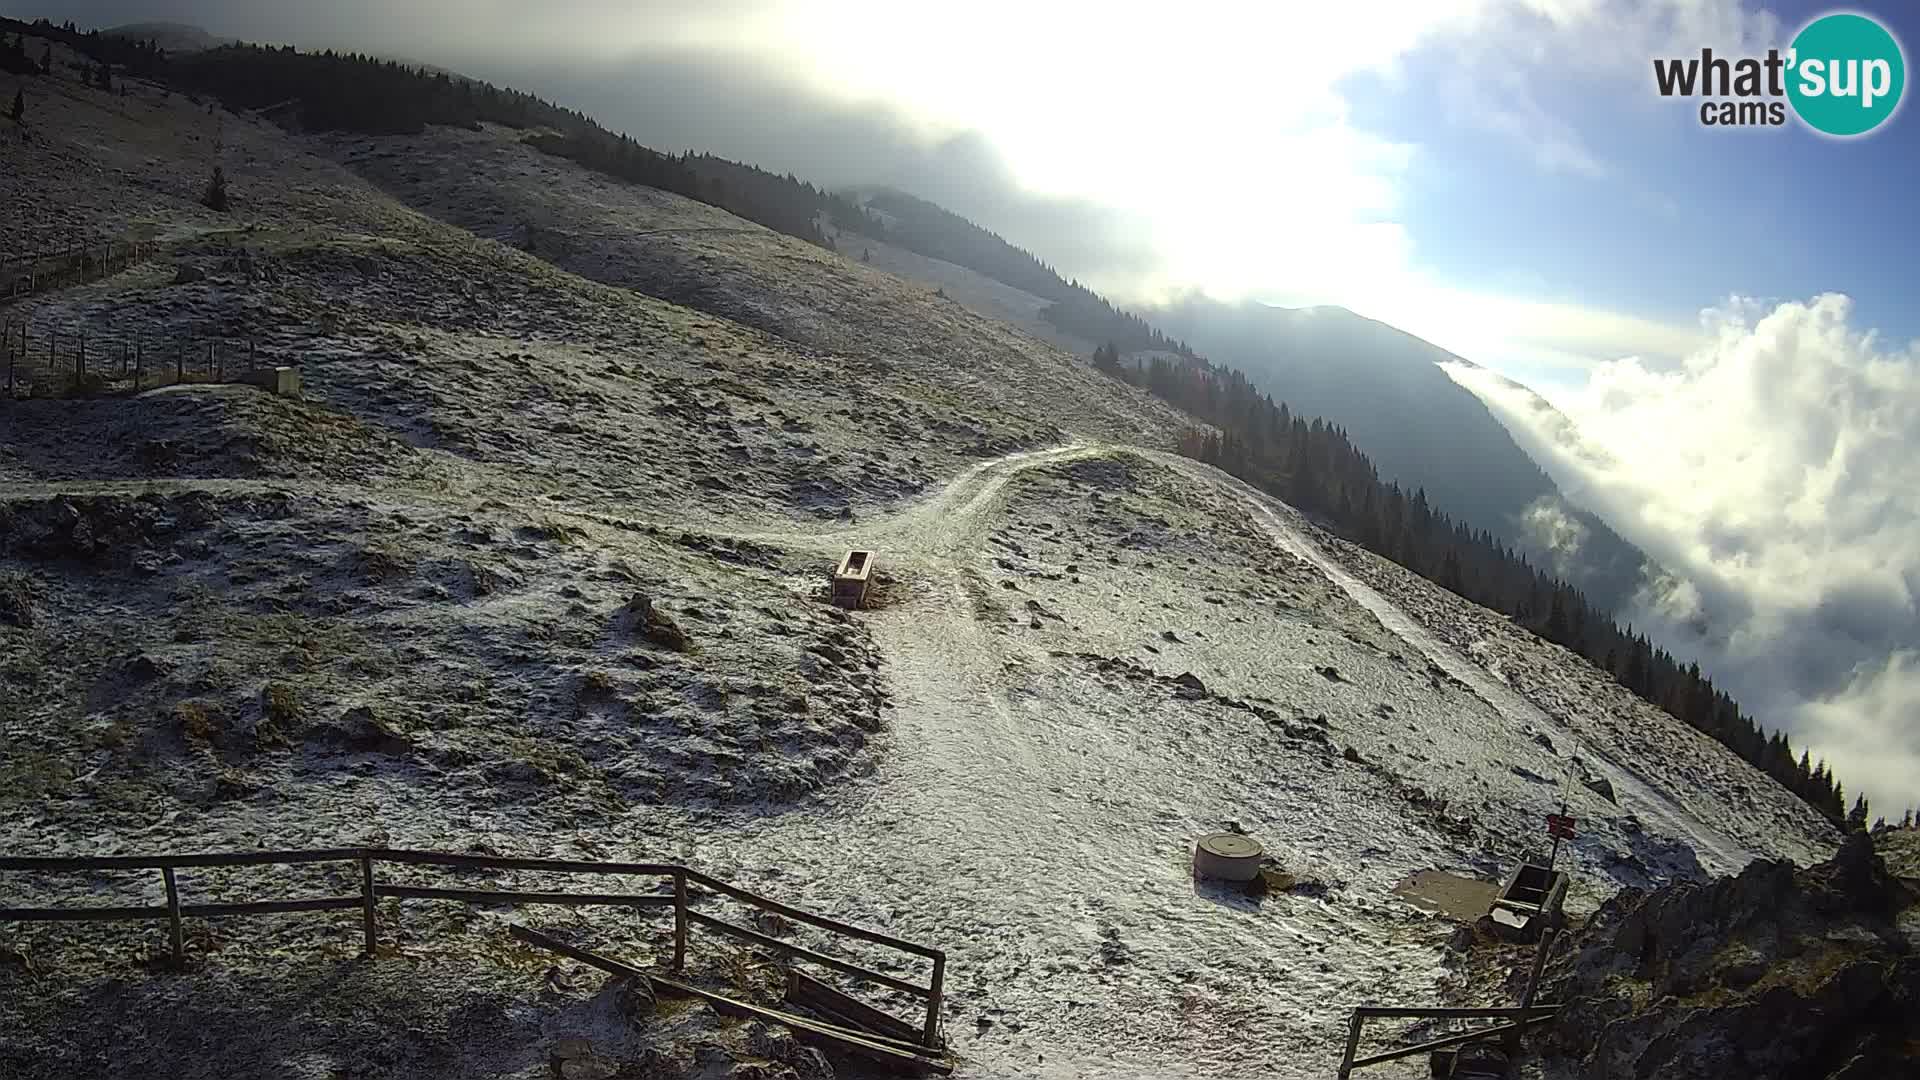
[0,441,1749,1078]
[1150,451,1758,878]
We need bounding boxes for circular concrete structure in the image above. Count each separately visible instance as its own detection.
[1193,833,1264,881]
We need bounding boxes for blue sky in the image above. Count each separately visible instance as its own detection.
[1334,1,1916,387]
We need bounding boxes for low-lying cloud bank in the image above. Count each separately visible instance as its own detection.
[1446,294,1920,817]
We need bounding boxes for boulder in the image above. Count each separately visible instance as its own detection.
[626,594,690,651]
[1539,833,1918,1079]
[308,706,412,756]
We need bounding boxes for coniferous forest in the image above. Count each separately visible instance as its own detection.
[7,14,1862,830]
[0,19,863,253]
[1102,350,1858,829]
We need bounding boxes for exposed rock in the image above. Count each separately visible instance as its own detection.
[1540,833,1918,1079]
[1582,774,1617,804]
[171,263,206,285]
[1172,671,1206,694]
[306,706,413,755]
[625,593,690,652]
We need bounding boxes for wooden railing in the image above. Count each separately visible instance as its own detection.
[0,847,946,1049]
[1,236,154,302]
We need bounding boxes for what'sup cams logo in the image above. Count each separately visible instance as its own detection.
[1654,10,1906,136]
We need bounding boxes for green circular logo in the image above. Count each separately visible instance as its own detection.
[1787,13,1906,136]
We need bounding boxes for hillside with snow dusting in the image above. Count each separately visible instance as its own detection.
[0,42,1837,1080]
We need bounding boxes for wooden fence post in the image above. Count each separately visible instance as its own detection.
[134,336,143,390]
[923,952,946,1049]
[672,869,688,972]
[360,854,378,957]
[162,867,185,969]
[176,341,184,383]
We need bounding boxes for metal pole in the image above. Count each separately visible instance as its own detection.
[360,855,378,957]
[162,867,185,969]
[1337,1011,1365,1079]
[1509,914,1562,1056]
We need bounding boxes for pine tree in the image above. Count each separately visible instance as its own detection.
[9,87,21,124]
[39,43,50,75]
[1847,794,1870,833]
[202,165,229,211]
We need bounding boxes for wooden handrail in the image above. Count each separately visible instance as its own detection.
[0,846,948,1049]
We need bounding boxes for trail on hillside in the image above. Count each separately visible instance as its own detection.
[663,442,1449,1080]
[1149,452,1757,878]
[0,440,1762,1079]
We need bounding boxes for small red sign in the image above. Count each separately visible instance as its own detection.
[1546,813,1577,839]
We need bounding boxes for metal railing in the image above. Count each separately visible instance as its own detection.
[1336,1004,1563,1077]
[0,846,947,1048]
[1337,886,1568,1076]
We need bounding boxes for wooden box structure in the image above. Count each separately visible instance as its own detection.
[831,550,876,609]
[1488,862,1568,941]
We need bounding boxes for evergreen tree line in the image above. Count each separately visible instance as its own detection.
[1101,348,1860,830]
[4,28,861,253]
[855,190,1197,356]
[160,45,875,250]
[0,17,168,77]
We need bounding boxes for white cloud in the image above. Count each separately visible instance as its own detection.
[1448,294,1920,816]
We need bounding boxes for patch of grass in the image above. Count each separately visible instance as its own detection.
[356,541,410,583]
[176,700,220,744]
[259,682,300,745]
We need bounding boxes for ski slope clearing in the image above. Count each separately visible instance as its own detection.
[2,70,1835,1080]
[1,445,1835,1080]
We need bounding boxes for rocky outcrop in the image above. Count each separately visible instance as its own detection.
[1540,833,1918,1078]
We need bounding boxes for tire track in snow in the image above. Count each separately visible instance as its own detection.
[1151,452,1757,878]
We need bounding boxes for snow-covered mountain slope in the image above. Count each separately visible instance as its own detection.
[1,62,1835,1080]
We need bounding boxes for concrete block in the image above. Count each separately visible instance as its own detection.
[237,366,302,399]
